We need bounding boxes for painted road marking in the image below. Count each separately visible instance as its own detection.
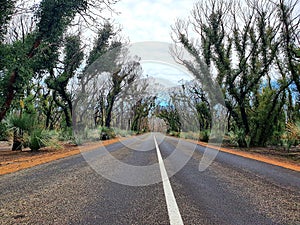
[154,136,184,225]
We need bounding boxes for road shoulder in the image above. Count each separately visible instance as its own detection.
[186,139,300,172]
[0,139,122,176]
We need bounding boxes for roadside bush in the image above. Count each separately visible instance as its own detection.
[168,131,180,137]
[27,129,51,151]
[180,131,204,140]
[0,122,9,141]
[180,131,199,140]
[114,128,134,137]
[99,126,116,140]
[268,130,284,146]
[58,127,74,141]
[199,130,210,142]
[86,128,100,141]
[78,127,99,143]
[73,135,83,146]
[229,128,245,147]
[281,122,300,151]
[26,129,61,151]
[8,113,36,150]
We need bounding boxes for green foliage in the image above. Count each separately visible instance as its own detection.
[8,113,35,132]
[73,135,83,146]
[168,131,180,137]
[58,127,74,141]
[250,87,285,146]
[86,23,116,67]
[245,135,251,149]
[45,34,84,128]
[286,122,300,141]
[36,0,88,43]
[0,0,90,123]
[24,129,61,151]
[32,37,60,71]
[174,0,299,147]
[180,132,198,140]
[7,113,36,150]
[27,129,51,151]
[64,35,84,75]
[0,37,35,104]
[114,128,135,137]
[0,0,15,42]
[281,122,300,151]
[7,113,60,151]
[195,102,211,130]
[99,126,116,140]
[131,97,156,132]
[156,105,181,134]
[0,122,9,141]
[199,130,210,142]
[229,129,246,147]
[0,0,128,151]
[78,127,100,142]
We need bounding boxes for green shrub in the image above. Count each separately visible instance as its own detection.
[86,128,100,141]
[245,135,251,148]
[280,138,293,152]
[180,131,200,140]
[168,131,180,137]
[99,127,116,140]
[229,128,245,147]
[280,122,300,151]
[114,128,133,137]
[58,127,74,141]
[199,130,210,142]
[8,113,35,132]
[8,113,37,150]
[28,129,51,151]
[27,129,61,151]
[73,135,83,146]
[0,122,9,141]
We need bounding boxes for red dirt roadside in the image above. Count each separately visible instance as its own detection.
[0,139,121,176]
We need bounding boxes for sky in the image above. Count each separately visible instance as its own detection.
[114,0,193,43]
[113,0,195,87]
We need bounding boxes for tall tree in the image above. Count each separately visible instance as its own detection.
[0,0,89,122]
[0,0,15,42]
[172,0,299,146]
[93,57,142,129]
[156,104,181,135]
[277,0,300,93]
[46,35,84,127]
[73,23,118,126]
[131,96,156,132]
[104,60,141,128]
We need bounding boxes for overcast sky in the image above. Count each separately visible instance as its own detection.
[112,1,195,87]
[114,0,193,43]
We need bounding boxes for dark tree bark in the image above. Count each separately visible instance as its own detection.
[0,70,18,122]
[12,128,22,151]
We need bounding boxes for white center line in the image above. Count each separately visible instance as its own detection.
[154,136,184,225]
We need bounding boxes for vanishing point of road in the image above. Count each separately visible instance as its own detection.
[0,133,299,224]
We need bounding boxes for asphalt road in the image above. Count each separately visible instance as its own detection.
[0,133,299,225]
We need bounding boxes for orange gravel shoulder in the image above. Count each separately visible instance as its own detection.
[0,138,122,176]
[190,140,300,172]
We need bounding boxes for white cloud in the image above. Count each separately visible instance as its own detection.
[115,0,193,43]
[142,62,193,88]
[112,1,195,86]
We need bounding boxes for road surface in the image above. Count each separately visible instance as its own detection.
[0,133,299,224]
